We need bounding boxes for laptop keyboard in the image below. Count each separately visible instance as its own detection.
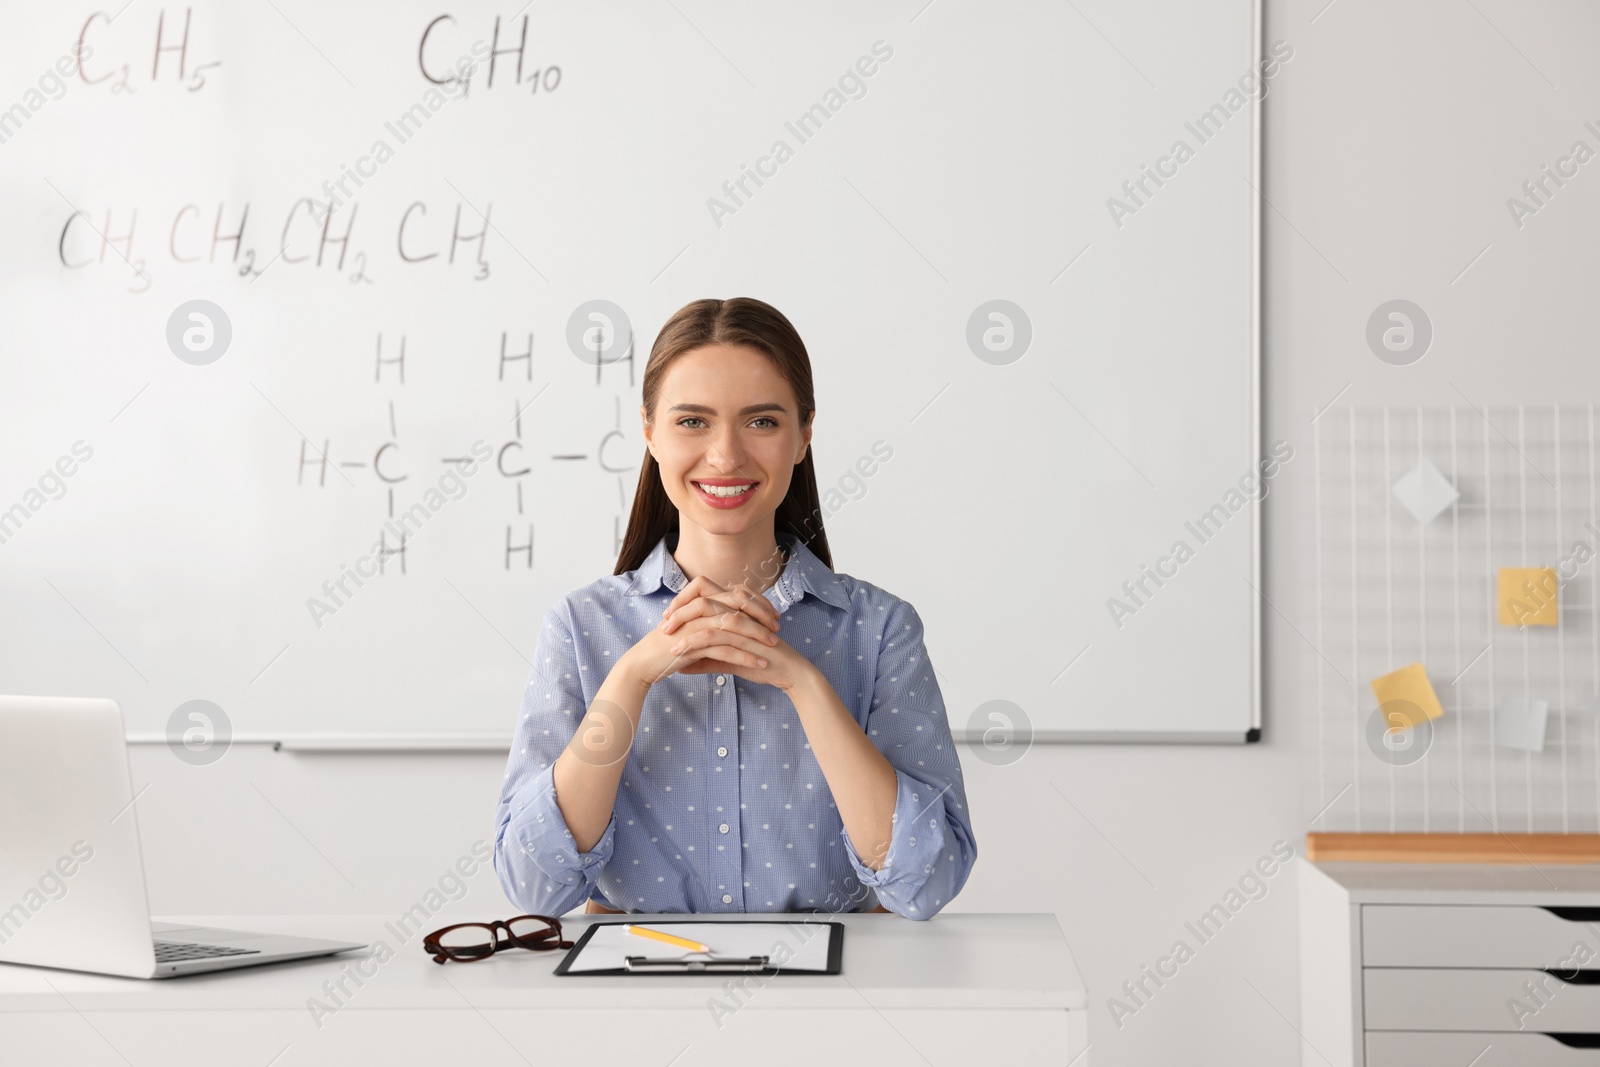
[153,939,262,963]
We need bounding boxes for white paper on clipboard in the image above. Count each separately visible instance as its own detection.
[563,921,836,973]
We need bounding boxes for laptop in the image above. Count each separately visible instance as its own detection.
[0,695,365,978]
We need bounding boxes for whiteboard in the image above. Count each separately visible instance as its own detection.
[0,1,1262,746]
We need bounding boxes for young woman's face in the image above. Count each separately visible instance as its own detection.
[644,343,811,535]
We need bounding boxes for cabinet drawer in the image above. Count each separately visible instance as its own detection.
[1365,968,1600,1031]
[1363,905,1600,967]
[1368,1032,1600,1066]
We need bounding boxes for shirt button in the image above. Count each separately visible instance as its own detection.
[715,675,726,686]
[717,746,729,757]
[722,894,733,904]
[719,823,730,834]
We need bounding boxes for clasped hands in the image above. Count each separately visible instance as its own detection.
[623,574,814,694]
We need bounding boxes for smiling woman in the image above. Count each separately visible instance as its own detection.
[491,297,977,921]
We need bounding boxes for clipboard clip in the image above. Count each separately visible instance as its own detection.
[624,952,771,973]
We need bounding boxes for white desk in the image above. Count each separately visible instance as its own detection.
[1,911,1088,1066]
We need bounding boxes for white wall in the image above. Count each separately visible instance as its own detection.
[123,1,1600,1063]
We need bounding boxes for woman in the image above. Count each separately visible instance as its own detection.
[492,297,976,920]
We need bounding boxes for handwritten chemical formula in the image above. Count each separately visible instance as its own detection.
[294,325,639,572]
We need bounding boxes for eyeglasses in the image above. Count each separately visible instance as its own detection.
[422,915,574,964]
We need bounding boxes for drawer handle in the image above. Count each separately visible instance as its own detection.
[1543,906,1600,922]
[1542,968,1600,986]
[1547,1034,1600,1048]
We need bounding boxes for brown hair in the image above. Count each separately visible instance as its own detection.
[614,297,833,575]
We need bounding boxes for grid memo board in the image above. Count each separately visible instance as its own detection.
[1313,405,1600,834]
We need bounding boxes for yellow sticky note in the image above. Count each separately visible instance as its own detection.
[1498,568,1558,627]
[1369,662,1445,729]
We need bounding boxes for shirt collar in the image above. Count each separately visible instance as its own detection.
[624,530,850,611]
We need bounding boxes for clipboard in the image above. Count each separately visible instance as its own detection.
[553,920,844,976]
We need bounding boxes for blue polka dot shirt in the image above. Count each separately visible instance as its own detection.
[492,529,976,920]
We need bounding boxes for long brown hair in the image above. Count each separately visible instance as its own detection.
[614,297,833,575]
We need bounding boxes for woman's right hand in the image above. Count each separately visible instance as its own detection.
[619,576,782,692]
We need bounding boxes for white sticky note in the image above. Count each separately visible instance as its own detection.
[1498,696,1549,753]
[1392,459,1460,525]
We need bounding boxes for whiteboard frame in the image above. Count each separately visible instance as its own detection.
[122,0,1265,751]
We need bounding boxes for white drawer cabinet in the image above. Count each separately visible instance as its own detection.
[1300,861,1600,1067]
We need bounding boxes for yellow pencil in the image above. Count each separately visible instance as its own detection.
[621,924,711,953]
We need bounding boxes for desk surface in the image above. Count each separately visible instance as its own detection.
[0,911,1086,1013]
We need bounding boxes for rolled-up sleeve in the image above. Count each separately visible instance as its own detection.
[493,606,618,917]
[839,599,977,920]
